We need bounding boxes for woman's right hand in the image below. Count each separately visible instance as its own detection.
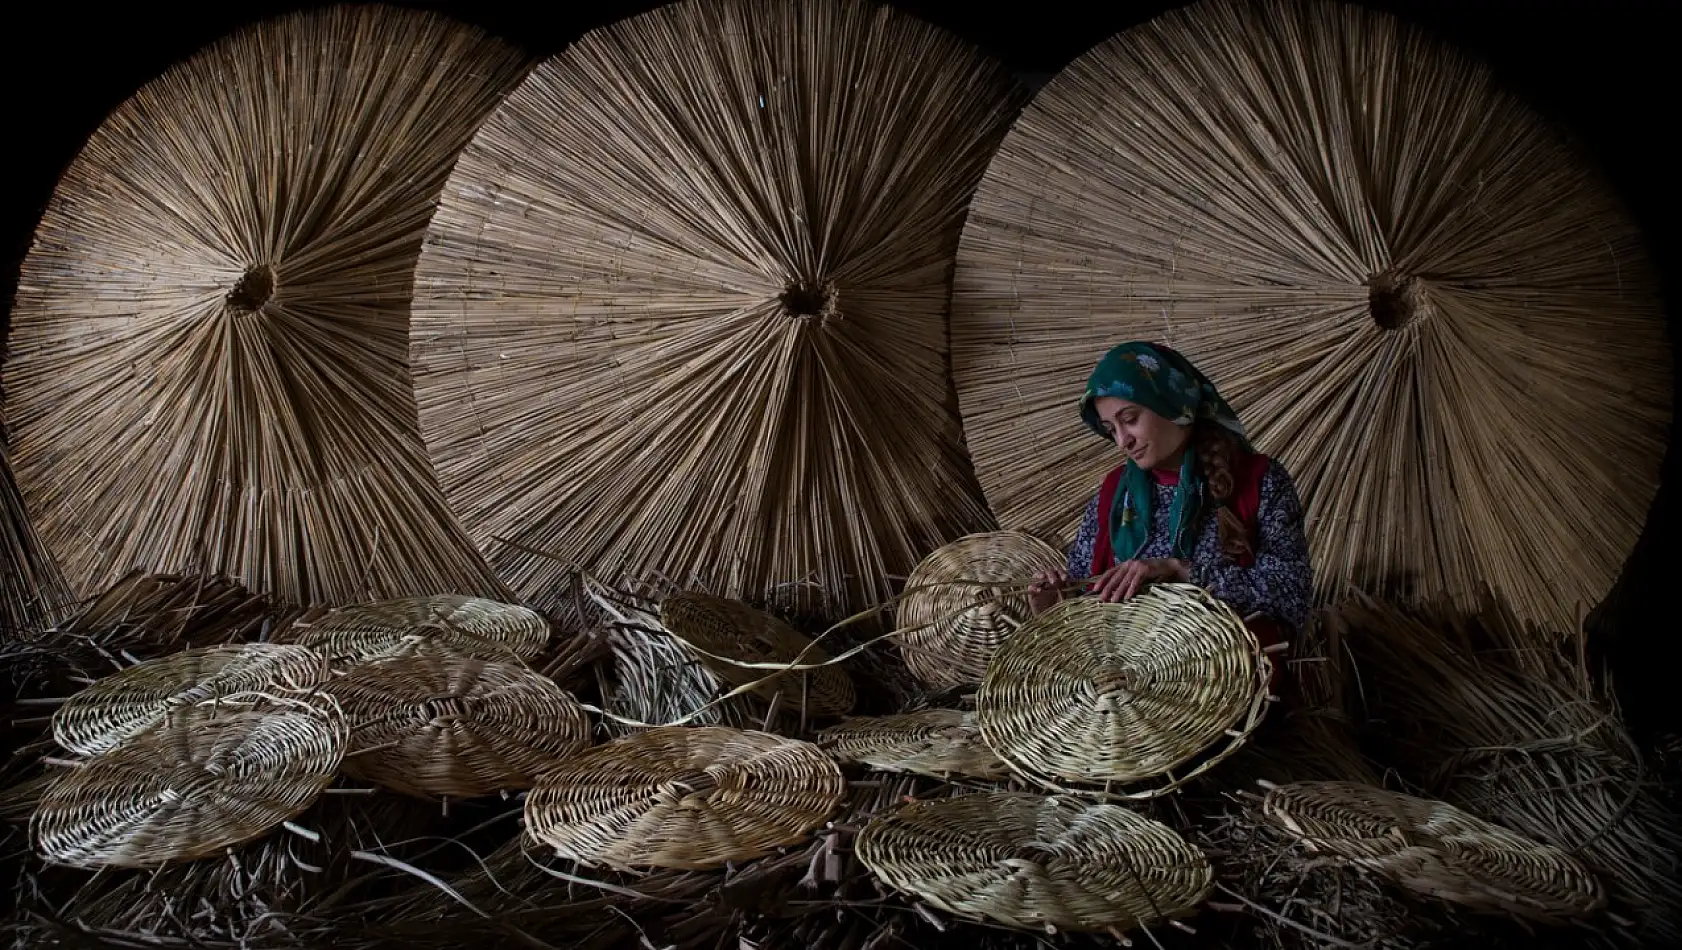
[1027,568,1068,615]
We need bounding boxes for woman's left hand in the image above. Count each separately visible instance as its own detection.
[1088,558,1190,603]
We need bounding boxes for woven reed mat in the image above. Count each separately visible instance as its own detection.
[660,592,855,717]
[52,643,328,757]
[1261,780,1607,923]
[895,531,1064,691]
[329,651,591,799]
[855,791,1211,934]
[524,725,844,870]
[818,709,1008,781]
[976,584,1263,791]
[32,701,345,868]
[291,595,550,663]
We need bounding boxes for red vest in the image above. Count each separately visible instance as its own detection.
[1089,450,1270,575]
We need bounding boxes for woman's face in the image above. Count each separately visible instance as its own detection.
[1091,396,1192,471]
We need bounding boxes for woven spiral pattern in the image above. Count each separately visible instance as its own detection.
[855,791,1211,933]
[328,653,590,799]
[4,6,532,605]
[409,0,1023,617]
[524,726,844,870]
[896,531,1065,690]
[976,584,1258,786]
[1262,781,1607,923]
[291,595,550,663]
[818,709,1008,781]
[32,705,344,868]
[948,0,1669,638]
[660,592,855,717]
[53,643,328,757]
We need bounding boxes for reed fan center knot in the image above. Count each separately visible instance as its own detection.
[1092,660,1140,700]
[418,695,469,724]
[226,264,278,313]
[1366,270,1432,331]
[778,279,838,322]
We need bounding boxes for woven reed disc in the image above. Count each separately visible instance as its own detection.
[53,643,328,757]
[407,0,1025,617]
[896,531,1065,690]
[818,709,1008,781]
[2,442,71,633]
[292,595,551,663]
[949,0,1669,640]
[975,584,1257,785]
[1261,780,1606,922]
[4,7,532,605]
[855,791,1211,932]
[328,652,591,799]
[659,592,854,717]
[524,726,844,870]
[32,704,344,868]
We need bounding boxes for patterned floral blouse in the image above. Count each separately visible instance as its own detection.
[1065,458,1314,632]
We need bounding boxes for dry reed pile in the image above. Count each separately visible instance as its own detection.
[1328,596,1682,947]
[949,0,1670,641]
[3,5,533,607]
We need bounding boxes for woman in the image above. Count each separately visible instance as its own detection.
[1028,341,1313,644]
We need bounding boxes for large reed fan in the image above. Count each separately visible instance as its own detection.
[410,0,1022,615]
[950,0,1670,636]
[3,6,532,606]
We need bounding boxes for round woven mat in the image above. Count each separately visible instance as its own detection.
[659,592,854,717]
[53,643,328,757]
[855,791,1211,933]
[32,704,344,868]
[524,726,844,870]
[329,652,591,799]
[896,532,1066,691]
[975,584,1259,787]
[292,595,550,663]
[818,709,1008,781]
[1261,780,1606,922]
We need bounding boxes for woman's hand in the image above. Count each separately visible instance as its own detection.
[1027,568,1068,614]
[1088,558,1190,603]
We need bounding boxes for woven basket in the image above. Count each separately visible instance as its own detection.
[895,532,1065,691]
[524,726,844,870]
[855,791,1211,933]
[32,703,345,868]
[328,652,591,799]
[975,584,1262,790]
[291,595,550,663]
[818,709,1008,781]
[1261,781,1606,923]
[326,649,592,796]
[52,643,328,757]
[659,592,854,717]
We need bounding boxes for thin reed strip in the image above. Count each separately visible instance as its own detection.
[3,7,534,606]
[949,0,1669,642]
[410,0,1027,619]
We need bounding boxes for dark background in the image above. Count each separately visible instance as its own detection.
[1,1,1676,730]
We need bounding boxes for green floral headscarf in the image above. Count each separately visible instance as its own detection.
[1079,342,1249,561]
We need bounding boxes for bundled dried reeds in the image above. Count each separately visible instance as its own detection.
[1329,596,1682,947]
[408,0,1027,618]
[949,0,1669,642]
[3,5,534,607]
